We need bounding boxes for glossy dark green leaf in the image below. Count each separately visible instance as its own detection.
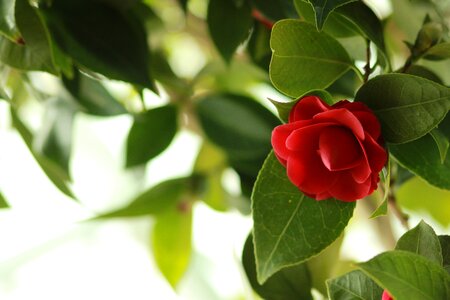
[439,235,450,273]
[270,20,352,98]
[152,202,192,287]
[0,0,57,73]
[252,0,297,21]
[389,114,450,190]
[355,74,450,144]
[95,178,188,219]
[395,220,443,265]
[0,0,19,40]
[252,152,355,283]
[63,70,126,116]
[126,105,178,167]
[294,0,360,38]
[10,107,75,199]
[0,191,8,208]
[327,270,383,300]
[269,89,334,123]
[335,1,386,56]
[242,234,313,300]
[357,250,450,300]
[33,98,75,175]
[306,0,357,30]
[41,0,154,89]
[207,0,252,62]
[430,128,449,164]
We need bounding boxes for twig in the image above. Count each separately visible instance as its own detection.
[363,39,372,83]
[387,191,410,230]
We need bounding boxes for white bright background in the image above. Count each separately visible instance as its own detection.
[0,1,448,299]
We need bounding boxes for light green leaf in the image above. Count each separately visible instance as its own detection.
[395,220,443,265]
[424,42,450,60]
[269,89,334,123]
[63,70,126,116]
[355,74,450,144]
[397,177,450,227]
[207,0,252,62]
[270,20,352,98]
[0,0,57,73]
[126,105,178,168]
[41,0,155,89]
[306,0,357,30]
[370,158,390,218]
[95,178,187,219]
[242,234,313,300]
[152,203,192,287]
[0,0,19,40]
[33,98,75,175]
[327,270,383,300]
[430,128,449,164]
[389,114,450,190]
[357,250,450,300]
[10,107,75,199]
[252,152,355,283]
[0,191,8,208]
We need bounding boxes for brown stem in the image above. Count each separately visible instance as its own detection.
[401,56,413,73]
[388,191,410,230]
[363,40,372,83]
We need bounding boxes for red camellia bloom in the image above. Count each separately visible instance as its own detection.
[271,95,387,201]
[382,290,394,300]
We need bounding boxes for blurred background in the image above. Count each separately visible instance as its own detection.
[0,0,449,299]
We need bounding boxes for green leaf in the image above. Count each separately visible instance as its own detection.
[0,191,8,209]
[242,234,313,300]
[370,159,390,218]
[10,107,75,199]
[430,128,449,164]
[269,90,334,123]
[327,270,383,300]
[33,98,75,175]
[439,235,450,273]
[0,0,19,40]
[335,1,387,56]
[395,220,443,265]
[247,21,272,71]
[0,0,57,73]
[306,0,357,30]
[270,20,352,98]
[357,250,450,300]
[152,203,192,287]
[389,114,450,190]
[63,70,127,116]
[41,0,155,89]
[424,42,450,60]
[355,74,450,144]
[196,93,279,193]
[252,152,355,283]
[126,105,178,168]
[95,178,187,219]
[397,177,450,227]
[294,0,360,38]
[207,0,252,62]
[406,65,444,84]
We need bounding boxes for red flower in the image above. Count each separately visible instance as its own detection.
[382,290,394,300]
[271,96,387,201]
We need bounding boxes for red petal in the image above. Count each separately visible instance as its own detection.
[352,111,381,140]
[318,127,363,171]
[351,139,372,183]
[285,123,331,152]
[332,100,371,113]
[364,134,388,173]
[289,96,330,122]
[271,121,307,162]
[329,172,372,201]
[313,109,365,140]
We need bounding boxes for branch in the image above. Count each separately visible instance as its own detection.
[363,39,372,83]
